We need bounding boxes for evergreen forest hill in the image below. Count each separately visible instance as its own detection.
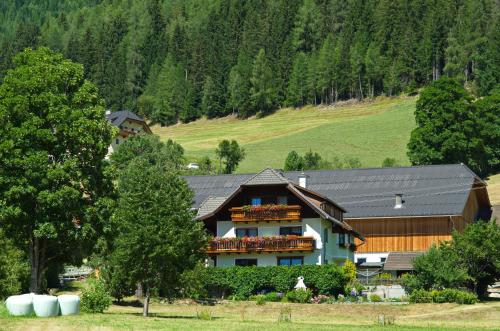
[1,0,498,127]
[154,96,416,173]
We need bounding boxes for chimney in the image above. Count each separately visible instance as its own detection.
[394,193,404,209]
[298,172,308,188]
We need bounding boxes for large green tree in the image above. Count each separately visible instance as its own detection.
[407,77,497,176]
[111,157,206,316]
[0,48,114,293]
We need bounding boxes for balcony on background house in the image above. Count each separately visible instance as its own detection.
[230,205,301,222]
[206,236,315,254]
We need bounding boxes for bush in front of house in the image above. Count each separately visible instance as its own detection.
[285,289,313,303]
[409,289,477,304]
[369,294,383,302]
[203,264,348,300]
[81,279,113,313]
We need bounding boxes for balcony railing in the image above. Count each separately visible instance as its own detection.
[230,205,301,222]
[206,236,315,254]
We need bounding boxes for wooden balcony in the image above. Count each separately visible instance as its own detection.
[230,205,301,222]
[206,236,315,254]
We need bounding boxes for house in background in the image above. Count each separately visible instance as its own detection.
[193,168,363,267]
[186,164,491,273]
[105,110,152,157]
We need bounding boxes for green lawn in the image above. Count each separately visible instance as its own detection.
[153,96,417,173]
[487,173,500,205]
[1,300,499,331]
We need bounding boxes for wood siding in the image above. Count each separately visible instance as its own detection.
[347,216,465,253]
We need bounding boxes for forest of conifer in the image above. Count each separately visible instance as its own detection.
[0,0,498,125]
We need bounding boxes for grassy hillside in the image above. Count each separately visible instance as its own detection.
[486,174,500,205]
[154,97,417,173]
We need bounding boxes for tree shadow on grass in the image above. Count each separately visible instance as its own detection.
[124,312,220,320]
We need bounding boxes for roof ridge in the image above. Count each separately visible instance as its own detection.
[242,167,289,186]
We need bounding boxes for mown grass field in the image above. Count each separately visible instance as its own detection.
[153,96,417,173]
[1,299,500,331]
[487,173,500,205]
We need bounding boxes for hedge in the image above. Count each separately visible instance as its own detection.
[202,264,348,299]
[409,288,478,304]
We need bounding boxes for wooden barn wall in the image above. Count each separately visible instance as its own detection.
[462,190,479,223]
[346,216,465,253]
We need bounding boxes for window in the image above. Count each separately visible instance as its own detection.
[338,233,345,245]
[251,197,262,206]
[277,196,288,205]
[323,228,329,243]
[279,226,302,236]
[235,228,258,238]
[356,258,366,265]
[235,259,257,266]
[278,257,303,266]
[380,257,386,263]
[115,138,120,145]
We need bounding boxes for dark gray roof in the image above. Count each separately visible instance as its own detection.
[196,196,227,218]
[106,110,145,127]
[243,168,289,186]
[383,252,423,271]
[185,164,481,219]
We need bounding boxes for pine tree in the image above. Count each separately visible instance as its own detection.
[228,64,250,116]
[291,0,321,52]
[201,76,221,119]
[250,49,275,116]
[152,57,188,125]
[287,52,308,107]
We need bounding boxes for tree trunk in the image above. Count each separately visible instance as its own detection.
[358,73,364,100]
[29,237,47,293]
[143,288,150,317]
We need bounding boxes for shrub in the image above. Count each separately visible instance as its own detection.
[409,289,477,304]
[369,294,383,302]
[203,264,348,299]
[285,289,312,303]
[337,294,345,302]
[409,289,433,303]
[439,289,478,304]
[311,294,330,304]
[81,279,113,313]
[255,295,266,305]
[264,292,282,302]
[0,230,29,299]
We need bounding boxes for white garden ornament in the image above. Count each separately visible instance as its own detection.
[294,276,307,290]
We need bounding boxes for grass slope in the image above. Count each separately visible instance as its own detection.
[486,174,500,205]
[154,96,417,173]
[2,300,499,331]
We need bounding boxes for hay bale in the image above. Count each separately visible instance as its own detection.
[5,294,34,316]
[57,295,80,316]
[33,295,59,317]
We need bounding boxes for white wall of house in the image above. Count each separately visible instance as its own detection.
[354,252,389,263]
[106,120,146,158]
[214,218,354,267]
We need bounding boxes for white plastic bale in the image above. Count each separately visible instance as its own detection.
[5,294,34,316]
[32,295,59,317]
[57,295,80,316]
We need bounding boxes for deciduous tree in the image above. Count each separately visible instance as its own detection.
[0,48,114,293]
